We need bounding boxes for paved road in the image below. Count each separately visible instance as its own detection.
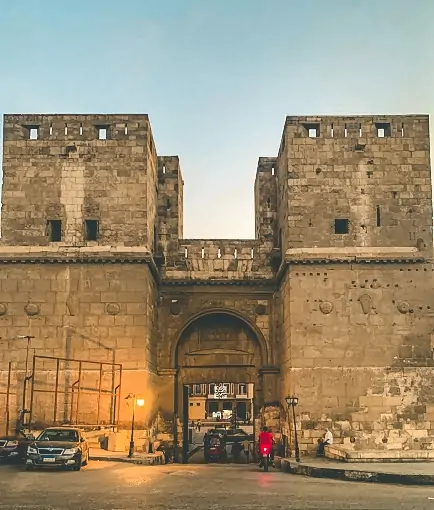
[2,461,434,509]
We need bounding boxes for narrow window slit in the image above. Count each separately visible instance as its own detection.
[201,247,205,259]
[271,166,275,176]
[79,124,83,136]
[376,206,381,227]
[331,123,334,137]
[49,124,53,136]
[184,247,188,258]
[267,198,271,209]
[251,248,254,259]
[64,124,68,135]
[344,124,348,137]
[401,123,404,137]
[162,165,166,174]
[234,248,237,259]
[359,123,362,137]
[124,123,128,135]
[217,248,222,259]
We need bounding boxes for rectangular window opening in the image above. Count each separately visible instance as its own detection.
[234,248,237,259]
[376,206,381,227]
[79,123,83,136]
[251,248,254,259]
[201,247,205,259]
[217,248,222,259]
[376,122,391,138]
[344,124,348,137]
[184,247,188,258]
[162,164,166,174]
[334,218,349,235]
[98,127,107,140]
[303,123,320,138]
[124,123,128,135]
[271,166,275,176]
[331,123,334,137]
[49,124,53,136]
[64,124,68,135]
[47,220,62,242]
[359,123,362,137]
[29,127,39,140]
[84,219,99,241]
[401,123,404,137]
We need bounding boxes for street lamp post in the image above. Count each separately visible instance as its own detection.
[125,394,145,458]
[285,396,300,463]
[17,335,35,423]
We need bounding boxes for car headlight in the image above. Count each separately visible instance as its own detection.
[6,440,19,447]
[27,446,37,454]
[63,447,78,455]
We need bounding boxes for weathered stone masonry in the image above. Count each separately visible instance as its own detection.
[0,113,433,455]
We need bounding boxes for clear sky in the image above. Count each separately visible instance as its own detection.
[0,0,433,239]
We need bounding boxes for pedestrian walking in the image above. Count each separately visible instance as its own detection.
[197,419,202,432]
[242,438,250,463]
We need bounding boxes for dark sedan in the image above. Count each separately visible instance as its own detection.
[25,427,89,471]
[0,432,33,463]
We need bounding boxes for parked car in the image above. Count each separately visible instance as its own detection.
[0,431,34,463]
[25,427,89,471]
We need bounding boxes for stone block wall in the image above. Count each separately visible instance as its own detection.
[1,114,158,248]
[0,248,159,432]
[254,157,278,248]
[277,115,433,251]
[161,240,275,281]
[280,256,434,452]
[157,156,184,259]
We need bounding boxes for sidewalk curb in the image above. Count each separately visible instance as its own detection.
[281,459,434,486]
[91,455,164,466]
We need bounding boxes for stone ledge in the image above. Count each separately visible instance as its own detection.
[90,450,165,466]
[284,246,430,263]
[280,458,434,486]
[325,444,434,463]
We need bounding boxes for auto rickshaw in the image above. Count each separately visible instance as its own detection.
[204,433,226,463]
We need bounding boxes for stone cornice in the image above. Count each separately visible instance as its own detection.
[0,245,161,283]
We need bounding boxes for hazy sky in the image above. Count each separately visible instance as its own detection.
[0,0,433,239]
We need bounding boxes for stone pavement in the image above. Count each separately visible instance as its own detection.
[281,456,434,485]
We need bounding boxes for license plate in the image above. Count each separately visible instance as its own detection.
[43,457,56,463]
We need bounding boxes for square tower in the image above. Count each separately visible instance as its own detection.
[1,114,158,248]
[276,115,433,251]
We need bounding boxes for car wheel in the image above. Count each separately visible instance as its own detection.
[72,457,82,471]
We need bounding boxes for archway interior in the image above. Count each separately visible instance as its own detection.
[175,312,263,464]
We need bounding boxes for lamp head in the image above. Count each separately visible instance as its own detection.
[285,396,298,406]
[136,398,145,407]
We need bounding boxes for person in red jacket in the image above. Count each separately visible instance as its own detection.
[258,426,275,467]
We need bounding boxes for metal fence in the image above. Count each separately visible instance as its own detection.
[0,362,12,435]
[27,355,123,428]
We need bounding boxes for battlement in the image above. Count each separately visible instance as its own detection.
[162,239,274,281]
[3,114,155,146]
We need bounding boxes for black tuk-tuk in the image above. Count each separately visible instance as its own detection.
[204,433,226,462]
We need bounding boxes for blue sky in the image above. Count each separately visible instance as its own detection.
[0,0,433,239]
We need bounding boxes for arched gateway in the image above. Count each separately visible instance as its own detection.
[171,309,276,462]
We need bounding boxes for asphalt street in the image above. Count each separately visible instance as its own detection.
[2,461,434,509]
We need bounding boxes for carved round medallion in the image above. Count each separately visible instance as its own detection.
[0,303,7,316]
[106,303,120,315]
[170,302,181,316]
[397,301,410,314]
[256,304,266,316]
[25,303,40,316]
[319,301,333,314]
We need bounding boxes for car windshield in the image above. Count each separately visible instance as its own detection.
[36,429,79,442]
